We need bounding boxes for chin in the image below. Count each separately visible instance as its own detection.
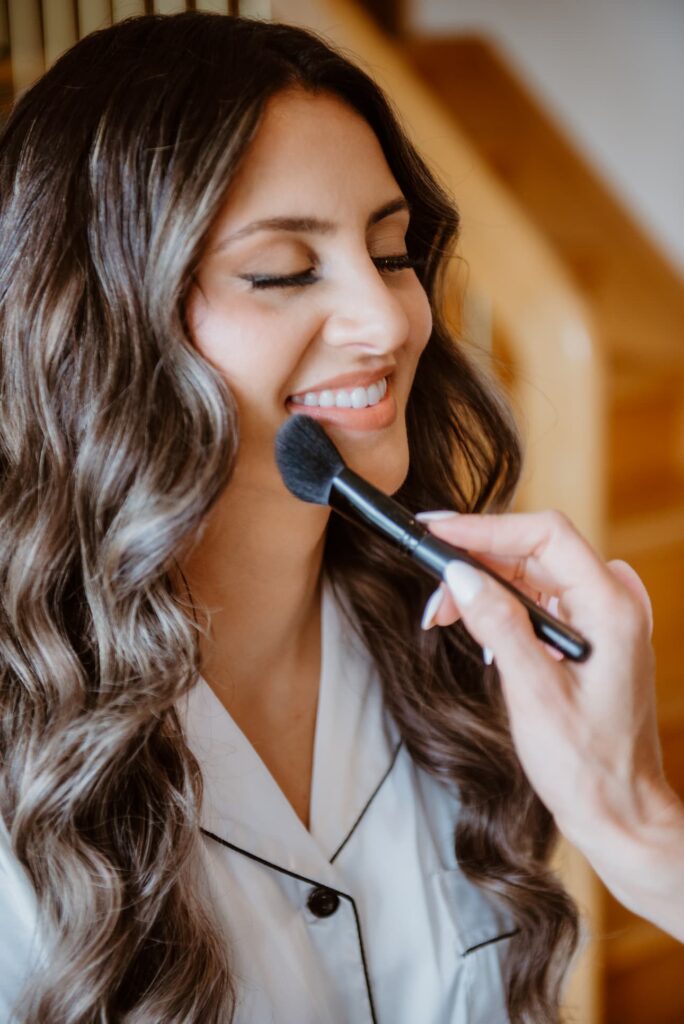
[337,431,411,496]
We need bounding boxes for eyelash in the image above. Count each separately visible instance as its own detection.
[242,253,418,290]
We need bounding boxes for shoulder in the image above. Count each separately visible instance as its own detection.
[0,815,45,1020]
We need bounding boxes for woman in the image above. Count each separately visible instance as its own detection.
[0,11,578,1024]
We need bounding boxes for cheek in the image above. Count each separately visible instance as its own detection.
[185,288,322,429]
[185,288,256,377]
[186,289,289,390]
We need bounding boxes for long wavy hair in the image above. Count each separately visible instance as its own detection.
[0,12,577,1023]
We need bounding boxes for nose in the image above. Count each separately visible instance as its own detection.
[321,260,411,355]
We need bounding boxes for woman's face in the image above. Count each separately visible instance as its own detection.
[187,88,432,496]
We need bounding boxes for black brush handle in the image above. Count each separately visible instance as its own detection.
[331,468,591,664]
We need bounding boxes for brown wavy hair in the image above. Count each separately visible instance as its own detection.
[0,12,577,1023]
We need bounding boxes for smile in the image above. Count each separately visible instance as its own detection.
[289,376,388,410]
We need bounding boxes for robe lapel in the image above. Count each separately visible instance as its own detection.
[308,578,401,860]
[180,577,400,886]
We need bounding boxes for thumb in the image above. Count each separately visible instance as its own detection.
[444,560,553,677]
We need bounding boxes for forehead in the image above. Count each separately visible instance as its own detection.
[215,88,402,229]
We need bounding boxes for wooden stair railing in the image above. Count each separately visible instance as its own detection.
[403,37,684,371]
[403,34,684,1024]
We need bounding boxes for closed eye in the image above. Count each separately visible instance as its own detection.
[241,253,419,290]
[240,267,319,290]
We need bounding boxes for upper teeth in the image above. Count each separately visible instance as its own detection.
[290,377,388,410]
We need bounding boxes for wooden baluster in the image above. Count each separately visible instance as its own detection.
[238,0,272,17]
[112,1,146,21]
[77,0,111,38]
[42,0,77,66]
[195,1,231,11]
[7,0,43,95]
[153,1,187,12]
[0,2,10,53]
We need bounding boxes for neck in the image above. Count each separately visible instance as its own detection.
[179,458,329,706]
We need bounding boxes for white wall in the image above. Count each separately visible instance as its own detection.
[407,0,684,275]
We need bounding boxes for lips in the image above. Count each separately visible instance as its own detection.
[285,375,397,432]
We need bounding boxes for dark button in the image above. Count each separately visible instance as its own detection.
[307,886,340,918]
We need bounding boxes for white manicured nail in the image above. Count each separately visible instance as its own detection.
[415,510,458,522]
[444,560,484,606]
[421,587,444,630]
[482,647,495,666]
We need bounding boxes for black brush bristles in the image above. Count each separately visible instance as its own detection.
[275,415,346,504]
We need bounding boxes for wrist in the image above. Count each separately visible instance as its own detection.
[566,780,684,939]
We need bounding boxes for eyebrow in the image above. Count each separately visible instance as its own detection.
[214,196,410,250]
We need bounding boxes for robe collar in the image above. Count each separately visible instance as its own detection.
[179,577,401,886]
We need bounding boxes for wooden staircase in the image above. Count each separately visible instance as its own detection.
[405,35,684,1024]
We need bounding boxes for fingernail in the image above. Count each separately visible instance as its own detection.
[482,646,495,665]
[415,510,458,522]
[444,560,484,606]
[421,586,444,630]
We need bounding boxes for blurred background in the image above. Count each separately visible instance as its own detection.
[1,1,682,1021]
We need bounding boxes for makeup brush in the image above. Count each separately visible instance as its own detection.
[275,414,591,663]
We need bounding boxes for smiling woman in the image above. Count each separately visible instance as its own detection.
[0,11,576,1024]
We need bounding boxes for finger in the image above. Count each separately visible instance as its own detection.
[419,514,564,596]
[442,559,574,702]
[434,585,460,626]
[424,510,613,596]
[457,550,564,599]
[421,584,461,630]
[424,571,547,632]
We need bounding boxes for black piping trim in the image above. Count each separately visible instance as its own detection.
[331,740,403,864]
[200,828,379,1024]
[463,927,520,957]
[348,897,379,1024]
